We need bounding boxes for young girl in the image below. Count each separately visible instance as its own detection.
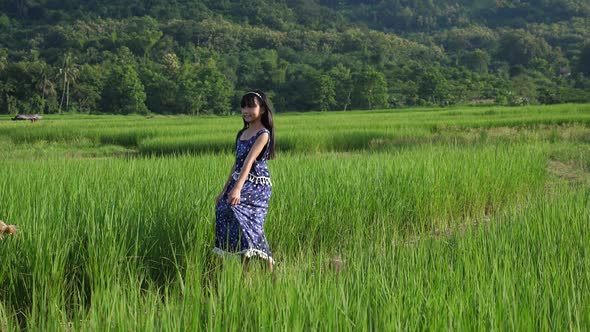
[213,90,276,272]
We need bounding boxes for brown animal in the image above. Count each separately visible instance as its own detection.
[12,114,42,122]
[0,220,17,239]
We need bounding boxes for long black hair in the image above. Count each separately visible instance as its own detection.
[238,89,276,160]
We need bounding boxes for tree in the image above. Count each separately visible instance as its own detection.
[576,42,590,76]
[56,52,79,113]
[237,49,286,93]
[461,49,490,74]
[141,54,180,114]
[177,63,205,116]
[178,60,232,115]
[510,74,536,105]
[0,48,7,72]
[317,73,336,112]
[0,80,16,114]
[0,48,11,114]
[143,67,179,114]
[418,68,449,105]
[121,16,163,57]
[279,64,319,111]
[496,30,551,67]
[100,64,148,114]
[352,66,388,109]
[537,86,560,104]
[73,64,105,113]
[31,60,57,114]
[329,63,353,111]
[444,30,471,65]
[195,61,233,115]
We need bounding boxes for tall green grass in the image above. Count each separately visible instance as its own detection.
[1,104,589,156]
[0,105,589,329]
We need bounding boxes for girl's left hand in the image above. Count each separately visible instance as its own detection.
[227,188,241,206]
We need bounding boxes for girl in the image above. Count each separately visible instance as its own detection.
[213,90,276,272]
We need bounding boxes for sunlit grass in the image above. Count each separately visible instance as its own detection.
[0,105,589,329]
[1,104,589,155]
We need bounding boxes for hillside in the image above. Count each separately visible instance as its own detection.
[0,0,588,114]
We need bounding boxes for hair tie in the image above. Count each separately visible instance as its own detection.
[246,91,262,100]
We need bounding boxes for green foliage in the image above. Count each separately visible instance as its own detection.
[100,63,148,114]
[236,49,286,93]
[351,66,389,109]
[190,60,233,115]
[119,16,163,57]
[317,73,336,112]
[496,29,553,67]
[461,49,490,74]
[576,41,590,75]
[0,0,588,114]
[74,64,106,113]
[418,69,449,105]
[328,63,353,111]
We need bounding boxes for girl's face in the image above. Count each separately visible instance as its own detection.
[241,100,264,124]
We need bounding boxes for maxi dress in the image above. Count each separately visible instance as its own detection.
[213,128,274,264]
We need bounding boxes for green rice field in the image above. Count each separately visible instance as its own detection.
[0,104,589,330]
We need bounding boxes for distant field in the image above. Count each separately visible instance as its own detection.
[0,105,589,330]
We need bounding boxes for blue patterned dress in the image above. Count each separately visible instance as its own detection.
[213,128,274,264]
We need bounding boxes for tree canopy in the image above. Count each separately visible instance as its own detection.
[0,0,589,114]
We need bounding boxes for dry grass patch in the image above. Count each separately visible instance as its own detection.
[547,160,590,186]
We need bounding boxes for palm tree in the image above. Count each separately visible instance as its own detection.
[34,66,56,114]
[57,52,79,114]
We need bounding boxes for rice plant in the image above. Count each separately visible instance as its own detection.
[0,105,589,330]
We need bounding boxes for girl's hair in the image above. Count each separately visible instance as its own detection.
[239,89,276,160]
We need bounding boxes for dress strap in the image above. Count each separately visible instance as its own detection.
[235,128,269,143]
[255,128,270,137]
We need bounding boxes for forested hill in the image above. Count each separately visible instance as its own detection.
[0,0,589,114]
[2,0,589,31]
